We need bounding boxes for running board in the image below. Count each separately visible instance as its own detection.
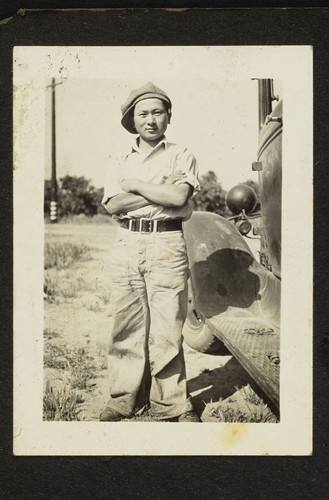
[206,312,280,409]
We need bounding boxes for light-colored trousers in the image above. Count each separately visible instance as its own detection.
[106,226,193,419]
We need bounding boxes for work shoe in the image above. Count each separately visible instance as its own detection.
[177,411,201,423]
[100,406,127,422]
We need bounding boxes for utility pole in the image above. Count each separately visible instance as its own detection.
[46,78,63,223]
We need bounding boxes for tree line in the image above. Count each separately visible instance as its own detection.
[44,176,108,218]
[44,172,259,220]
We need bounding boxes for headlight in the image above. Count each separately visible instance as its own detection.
[236,219,252,236]
[226,184,257,215]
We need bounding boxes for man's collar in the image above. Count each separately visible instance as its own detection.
[131,135,168,153]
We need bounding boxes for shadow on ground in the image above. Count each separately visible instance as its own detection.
[188,356,269,415]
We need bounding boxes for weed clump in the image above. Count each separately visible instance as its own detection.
[44,272,87,303]
[43,381,83,421]
[97,290,111,305]
[43,342,103,420]
[44,343,67,369]
[44,242,92,270]
[66,347,98,390]
[207,384,277,423]
[44,343,99,390]
[43,328,60,340]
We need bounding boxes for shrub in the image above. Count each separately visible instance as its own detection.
[44,176,100,219]
[191,171,229,217]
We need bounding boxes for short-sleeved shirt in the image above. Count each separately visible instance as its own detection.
[102,136,200,221]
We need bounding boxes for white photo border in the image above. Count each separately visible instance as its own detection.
[13,46,313,456]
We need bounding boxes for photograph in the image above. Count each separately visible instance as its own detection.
[13,45,312,455]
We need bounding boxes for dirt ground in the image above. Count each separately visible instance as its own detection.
[44,221,277,423]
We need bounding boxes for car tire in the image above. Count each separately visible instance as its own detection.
[182,279,227,354]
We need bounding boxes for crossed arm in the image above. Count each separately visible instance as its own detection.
[104,171,192,216]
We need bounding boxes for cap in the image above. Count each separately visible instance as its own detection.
[120,82,172,134]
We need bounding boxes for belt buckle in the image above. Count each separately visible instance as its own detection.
[139,218,157,233]
[139,218,151,233]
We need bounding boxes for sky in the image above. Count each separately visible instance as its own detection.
[45,77,281,191]
[41,46,283,192]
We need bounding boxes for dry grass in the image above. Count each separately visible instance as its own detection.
[44,272,89,304]
[43,381,84,421]
[97,290,111,305]
[207,384,277,423]
[45,214,115,225]
[43,328,60,341]
[43,238,109,420]
[44,242,92,270]
[81,297,104,312]
[66,347,98,390]
[43,241,104,306]
[44,343,100,389]
[44,343,68,370]
[43,340,107,420]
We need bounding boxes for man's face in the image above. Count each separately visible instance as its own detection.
[133,98,169,142]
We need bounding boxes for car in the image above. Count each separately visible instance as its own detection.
[182,79,282,410]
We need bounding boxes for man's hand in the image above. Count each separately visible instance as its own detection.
[161,170,187,185]
[120,178,140,193]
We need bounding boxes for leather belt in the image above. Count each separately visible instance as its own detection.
[119,218,182,233]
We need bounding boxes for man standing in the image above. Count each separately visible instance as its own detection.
[100,82,200,422]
